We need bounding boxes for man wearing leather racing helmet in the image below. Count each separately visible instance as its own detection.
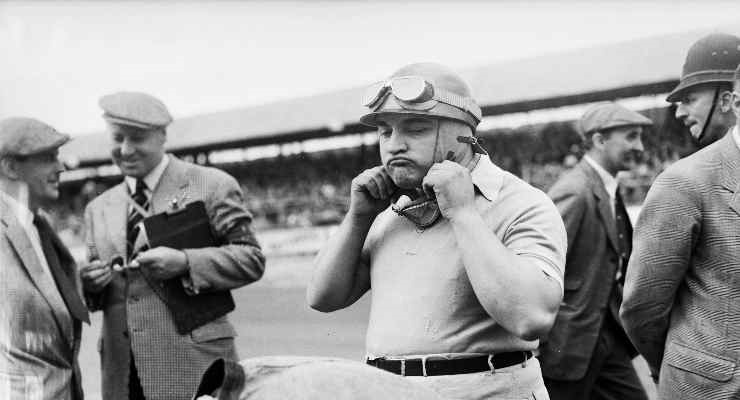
[669,33,740,147]
[308,62,567,400]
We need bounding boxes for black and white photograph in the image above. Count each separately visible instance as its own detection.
[1,1,740,399]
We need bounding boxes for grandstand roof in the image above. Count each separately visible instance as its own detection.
[62,26,740,166]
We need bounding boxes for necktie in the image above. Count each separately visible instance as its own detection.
[33,214,90,324]
[614,186,632,284]
[127,179,149,260]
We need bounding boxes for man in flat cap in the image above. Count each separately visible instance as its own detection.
[78,92,266,400]
[670,33,740,147]
[620,62,740,399]
[539,102,652,400]
[308,63,566,399]
[0,117,89,400]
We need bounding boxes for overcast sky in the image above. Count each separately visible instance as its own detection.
[2,1,740,135]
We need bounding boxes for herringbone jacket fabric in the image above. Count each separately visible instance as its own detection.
[539,159,635,381]
[0,199,84,400]
[84,155,265,400]
[621,133,740,399]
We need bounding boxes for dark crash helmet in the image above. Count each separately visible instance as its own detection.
[667,33,740,103]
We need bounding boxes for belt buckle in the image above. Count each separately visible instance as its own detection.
[400,359,406,376]
[420,356,429,377]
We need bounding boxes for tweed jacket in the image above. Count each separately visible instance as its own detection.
[621,133,740,399]
[539,159,634,381]
[84,155,265,400]
[0,197,84,400]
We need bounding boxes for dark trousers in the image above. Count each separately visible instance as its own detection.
[544,315,648,400]
[129,351,146,400]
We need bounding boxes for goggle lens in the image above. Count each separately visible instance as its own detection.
[389,76,430,102]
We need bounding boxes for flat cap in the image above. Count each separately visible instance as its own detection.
[579,102,653,135]
[99,91,172,129]
[0,117,70,157]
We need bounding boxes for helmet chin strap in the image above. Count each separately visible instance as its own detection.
[391,120,484,229]
[431,119,442,164]
[417,120,443,199]
[430,119,487,167]
[697,87,720,143]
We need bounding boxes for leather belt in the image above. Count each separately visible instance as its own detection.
[366,351,532,376]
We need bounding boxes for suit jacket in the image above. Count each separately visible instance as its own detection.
[539,159,634,381]
[0,198,84,400]
[621,133,740,399]
[84,155,265,400]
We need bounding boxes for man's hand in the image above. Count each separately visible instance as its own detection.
[348,166,396,220]
[80,259,113,293]
[422,160,476,219]
[131,247,189,281]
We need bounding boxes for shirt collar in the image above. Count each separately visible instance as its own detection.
[583,155,618,199]
[470,155,504,202]
[125,155,169,194]
[0,188,34,227]
[732,126,740,153]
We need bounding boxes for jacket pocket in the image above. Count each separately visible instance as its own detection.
[664,341,736,382]
[190,316,237,343]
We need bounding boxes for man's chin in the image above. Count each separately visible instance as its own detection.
[690,127,703,141]
[390,175,421,191]
[619,157,639,170]
[118,164,143,178]
[38,190,60,204]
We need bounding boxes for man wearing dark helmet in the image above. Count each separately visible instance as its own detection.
[669,33,740,147]
[621,39,740,399]
[308,63,566,399]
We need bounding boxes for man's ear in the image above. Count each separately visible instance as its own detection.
[0,157,20,180]
[591,132,605,150]
[731,91,740,119]
[719,90,735,113]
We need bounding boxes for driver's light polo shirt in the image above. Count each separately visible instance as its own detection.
[362,156,566,358]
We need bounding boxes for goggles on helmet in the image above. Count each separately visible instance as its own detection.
[361,76,482,127]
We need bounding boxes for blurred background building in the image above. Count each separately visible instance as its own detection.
[5,3,739,398]
[54,29,708,246]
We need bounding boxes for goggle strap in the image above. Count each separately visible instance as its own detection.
[457,136,488,155]
[433,88,483,122]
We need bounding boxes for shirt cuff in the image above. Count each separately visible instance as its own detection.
[180,250,200,295]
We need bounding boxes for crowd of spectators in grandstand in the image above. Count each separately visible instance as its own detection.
[51,105,695,247]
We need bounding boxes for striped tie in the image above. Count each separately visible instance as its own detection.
[126,179,149,259]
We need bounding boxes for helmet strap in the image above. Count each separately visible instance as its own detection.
[391,120,443,229]
[457,135,488,155]
[431,119,441,164]
[698,87,720,142]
